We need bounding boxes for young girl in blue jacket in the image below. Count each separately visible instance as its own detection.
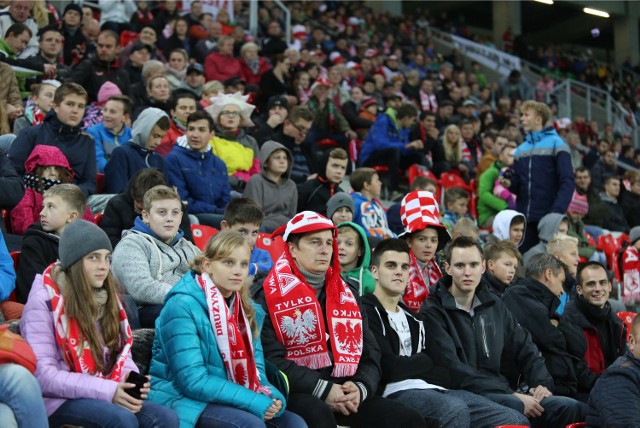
[148,230,306,428]
[20,220,178,427]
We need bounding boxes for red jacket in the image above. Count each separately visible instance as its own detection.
[156,120,185,157]
[240,57,271,86]
[204,52,242,83]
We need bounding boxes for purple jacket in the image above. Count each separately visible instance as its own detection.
[20,273,139,416]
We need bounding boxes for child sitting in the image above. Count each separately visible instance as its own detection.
[327,192,355,225]
[15,184,85,311]
[86,95,133,173]
[400,190,451,312]
[111,185,200,328]
[13,80,60,135]
[387,176,438,236]
[337,222,375,295]
[350,167,395,238]
[297,148,349,216]
[483,240,521,297]
[244,140,298,233]
[452,217,480,241]
[11,145,74,235]
[220,198,273,282]
[104,107,170,194]
[442,187,472,234]
[492,210,527,248]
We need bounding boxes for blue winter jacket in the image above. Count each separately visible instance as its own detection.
[250,247,273,277]
[148,272,286,427]
[359,113,412,164]
[86,122,133,173]
[0,231,15,301]
[509,127,575,223]
[165,137,231,215]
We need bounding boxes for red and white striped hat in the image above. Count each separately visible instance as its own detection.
[272,211,336,241]
[400,191,451,249]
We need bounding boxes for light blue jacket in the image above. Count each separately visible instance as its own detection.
[148,272,286,427]
[86,122,133,173]
[0,231,15,301]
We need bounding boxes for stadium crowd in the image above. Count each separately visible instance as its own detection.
[1,1,640,427]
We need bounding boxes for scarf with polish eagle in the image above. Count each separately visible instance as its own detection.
[42,264,132,380]
[404,252,442,313]
[197,272,270,394]
[264,211,363,378]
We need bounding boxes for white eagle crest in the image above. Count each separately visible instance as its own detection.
[280,309,318,346]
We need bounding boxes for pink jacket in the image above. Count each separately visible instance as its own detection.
[10,145,94,235]
[20,273,139,416]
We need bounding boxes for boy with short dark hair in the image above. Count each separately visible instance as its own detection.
[220,197,273,279]
[16,184,86,304]
[442,187,471,234]
[86,95,133,173]
[350,167,395,239]
[156,91,198,156]
[483,240,521,297]
[297,147,348,216]
[104,107,170,194]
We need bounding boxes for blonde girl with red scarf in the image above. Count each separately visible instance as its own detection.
[147,230,306,428]
[20,220,179,427]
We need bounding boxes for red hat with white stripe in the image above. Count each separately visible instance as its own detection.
[273,211,336,241]
[400,191,451,250]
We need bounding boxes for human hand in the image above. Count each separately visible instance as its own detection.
[499,177,511,188]
[458,163,469,173]
[139,375,151,400]
[407,140,424,150]
[550,319,559,327]
[112,380,143,413]
[340,381,361,413]
[513,392,544,418]
[529,385,552,402]
[267,113,285,128]
[306,173,318,180]
[325,383,350,415]
[43,64,57,79]
[345,130,357,140]
[6,104,23,120]
[264,399,282,420]
[428,127,439,140]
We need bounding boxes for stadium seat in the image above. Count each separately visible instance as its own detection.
[256,232,285,262]
[94,213,103,226]
[2,209,12,234]
[596,234,619,268]
[316,138,340,151]
[439,173,477,218]
[617,311,637,334]
[8,251,20,302]
[191,224,218,251]
[565,423,586,428]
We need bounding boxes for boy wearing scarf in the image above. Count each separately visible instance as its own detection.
[256,211,426,428]
[399,191,451,313]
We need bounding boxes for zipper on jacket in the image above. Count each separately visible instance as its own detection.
[479,316,490,359]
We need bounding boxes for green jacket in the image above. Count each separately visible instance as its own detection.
[0,38,17,59]
[566,216,595,259]
[338,222,375,295]
[477,160,508,226]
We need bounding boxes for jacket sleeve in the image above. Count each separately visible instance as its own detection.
[478,168,508,212]
[8,127,36,176]
[100,197,127,249]
[589,364,640,426]
[15,234,50,304]
[365,116,406,152]
[342,102,373,130]
[216,157,232,214]
[552,148,576,214]
[351,300,382,400]
[75,137,97,197]
[111,236,175,305]
[253,311,287,416]
[165,154,218,214]
[420,302,514,394]
[158,294,274,419]
[87,127,107,174]
[0,232,15,301]
[66,59,91,88]
[20,277,119,403]
[243,176,265,208]
[0,152,24,210]
[103,148,129,194]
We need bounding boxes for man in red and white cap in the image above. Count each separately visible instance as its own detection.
[398,190,451,312]
[255,211,426,428]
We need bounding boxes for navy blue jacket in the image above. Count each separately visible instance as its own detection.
[103,141,165,194]
[8,111,96,196]
[509,127,575,223]
[165,139,231,214]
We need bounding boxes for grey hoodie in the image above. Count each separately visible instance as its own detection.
[243,140,298,232]
[131,107,169,148]
[522,213,568,268]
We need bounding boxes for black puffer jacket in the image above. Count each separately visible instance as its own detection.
[420,276,553,395]
[15,223,59,304]
[502,277,580,397]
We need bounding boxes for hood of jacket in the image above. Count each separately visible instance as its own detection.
[24,222,60,243]
[525,126,560,144]
[537,213,568,243]
[337,222,371,272]
[131,216,184,246]
[131,107,169,148]
[492,209,526,245]
[260,140,293,181]
[24,145,74,177]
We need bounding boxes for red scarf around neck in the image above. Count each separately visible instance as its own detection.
[42,264,132,380]
[263,249,363,378]
[402,252,442,313]
[197,273,270,394]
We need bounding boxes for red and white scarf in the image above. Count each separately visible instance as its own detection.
[263,250,363,378]
[42,264,132,380]
[419,90,438,113]
[402,252,442,313]
[197,273,270,394]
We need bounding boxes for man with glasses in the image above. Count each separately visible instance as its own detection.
[563,262,627,392]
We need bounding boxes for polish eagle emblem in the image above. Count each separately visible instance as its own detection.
[334,320,363,354]
[280,309,318,346]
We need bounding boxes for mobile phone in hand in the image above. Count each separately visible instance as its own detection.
[125,371,147,399]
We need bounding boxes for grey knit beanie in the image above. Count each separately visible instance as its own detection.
[59,220,113,269]
[327,192,355,220]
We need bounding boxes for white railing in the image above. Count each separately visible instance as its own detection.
[249,0,291,45]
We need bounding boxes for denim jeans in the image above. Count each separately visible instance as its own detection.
[0,364,47,428]
[196,404,307,428]
[485,392,588,428]
[49,398,179,428]
[389,388,530,428]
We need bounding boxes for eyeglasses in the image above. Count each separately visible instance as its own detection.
[220,111,240,117]
[292,122,311,135]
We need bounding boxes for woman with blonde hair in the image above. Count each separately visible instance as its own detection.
[149,230,306,427]
[20,220,178,427]
[442,124,474,182]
